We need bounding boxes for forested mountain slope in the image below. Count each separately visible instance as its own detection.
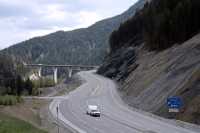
[1,0,146,65]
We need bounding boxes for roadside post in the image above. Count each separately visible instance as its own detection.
[56,106,60,133]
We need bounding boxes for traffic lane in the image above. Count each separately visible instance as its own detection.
[60,100,100,133]
[66,72,181,133]
[93,73,197,133]
[59,72,141,133]
[60,71,196,133]
[60,100,140,133]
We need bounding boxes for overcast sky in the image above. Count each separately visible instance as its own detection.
[0,0,138,50]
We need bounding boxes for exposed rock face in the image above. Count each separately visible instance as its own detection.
[98,33,200,124]
[1,0,147,65]
[98,47,138,81]
[122,35,200,112]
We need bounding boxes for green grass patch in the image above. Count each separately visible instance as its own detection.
[0,112,47,133]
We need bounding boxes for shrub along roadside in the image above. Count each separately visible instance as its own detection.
[32,78,55,89]
[0,95,23,106]
[31,78,55,95]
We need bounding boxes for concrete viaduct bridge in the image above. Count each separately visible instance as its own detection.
[24,64,98,84]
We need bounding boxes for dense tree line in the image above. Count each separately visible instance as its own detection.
[110,0,200,52]
[110,11,144,52]
[0,54,33,96]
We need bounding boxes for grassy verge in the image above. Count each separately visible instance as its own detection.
[0,112,47,133]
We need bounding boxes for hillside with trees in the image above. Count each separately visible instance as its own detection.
[109,0,200,52]
[98,0,200,125]
[100,0,200,79]
[0,0,146,65]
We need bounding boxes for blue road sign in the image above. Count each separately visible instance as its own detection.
[167,96,183,109]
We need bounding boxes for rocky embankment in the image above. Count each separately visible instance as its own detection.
[98,47,138,81]
[98,34,200,125]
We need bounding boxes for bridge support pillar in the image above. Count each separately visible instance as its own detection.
[53,67,58,84]
[68,69,73,78]
[38,67,42,77]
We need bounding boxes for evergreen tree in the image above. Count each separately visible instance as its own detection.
[109,0,200,51]
[25,78,33,95]
[16,75,23,96]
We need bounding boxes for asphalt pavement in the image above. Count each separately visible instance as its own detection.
[49,71,198,133]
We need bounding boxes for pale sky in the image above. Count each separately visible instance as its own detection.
[0,0,138,50]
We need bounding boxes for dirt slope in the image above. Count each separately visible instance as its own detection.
[119,34,200,124]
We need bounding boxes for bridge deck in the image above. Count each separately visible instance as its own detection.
[25,64,98,68]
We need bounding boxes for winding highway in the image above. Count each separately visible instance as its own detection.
[49,71,198,133]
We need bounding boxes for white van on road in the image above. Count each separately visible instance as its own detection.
[86,105,101,117]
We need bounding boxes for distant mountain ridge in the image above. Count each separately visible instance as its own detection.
[1,0,146,65]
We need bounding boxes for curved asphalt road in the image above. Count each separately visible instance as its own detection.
[49,71,198,133]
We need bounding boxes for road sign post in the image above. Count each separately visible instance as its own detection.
[167,96,183,113]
